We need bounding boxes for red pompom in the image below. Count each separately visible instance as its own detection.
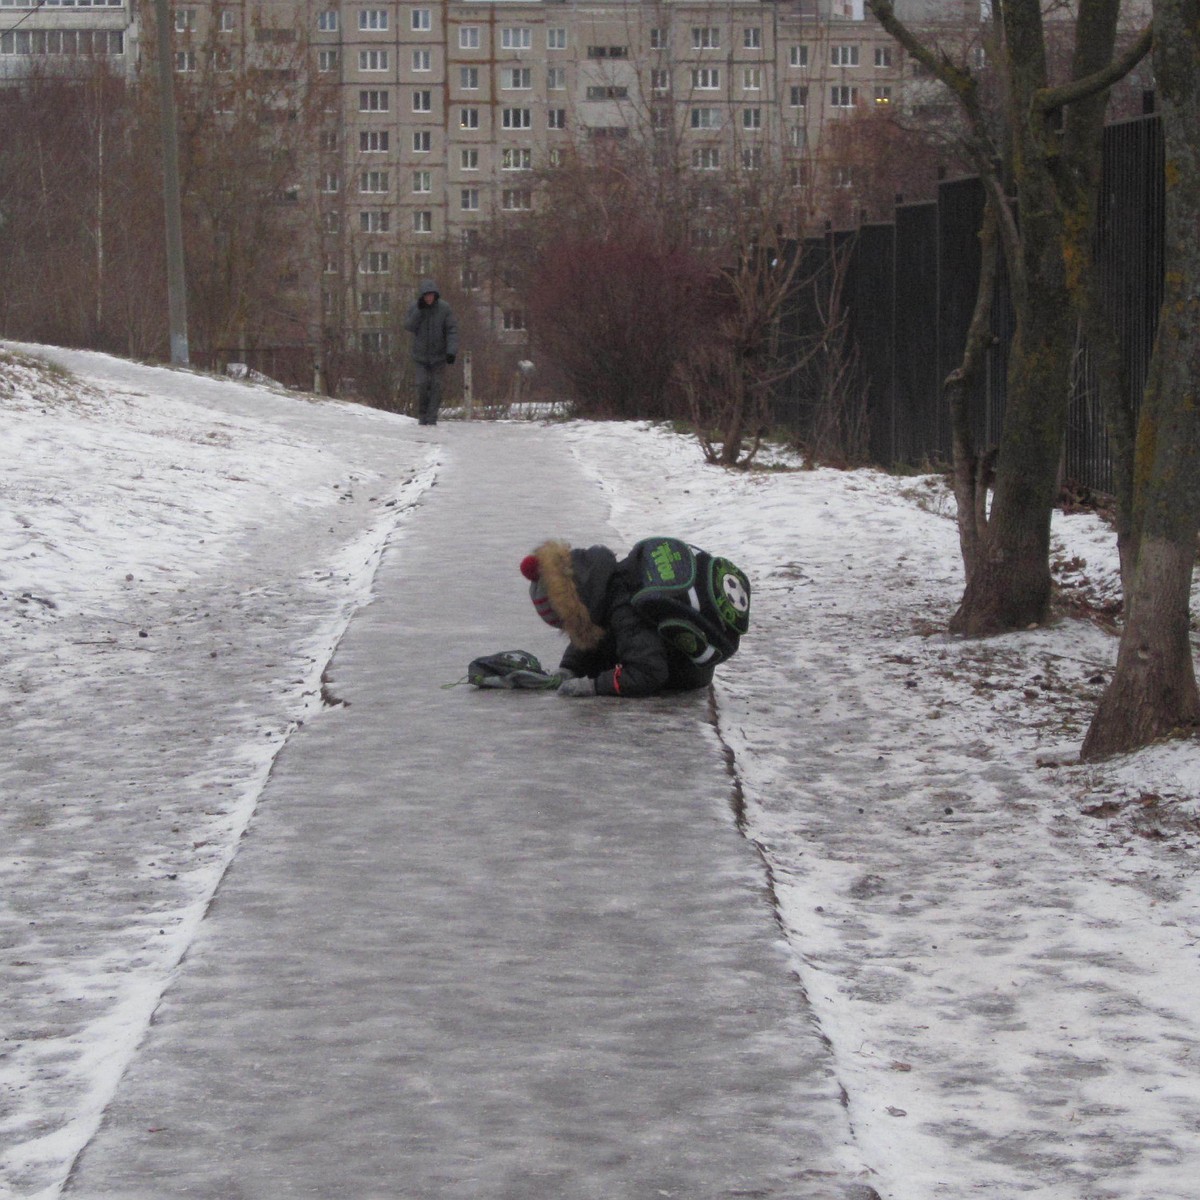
[519,554,541,581]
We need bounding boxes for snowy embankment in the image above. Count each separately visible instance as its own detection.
[560,421,1200,1200]
[1,346,437,1197]
[2,344,1199,1200]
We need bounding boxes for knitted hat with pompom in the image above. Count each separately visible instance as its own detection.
[520,553,563,628]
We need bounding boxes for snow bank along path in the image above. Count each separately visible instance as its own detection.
[565,421,1200,1200]
[1,348,437,1196]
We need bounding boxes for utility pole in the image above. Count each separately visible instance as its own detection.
[154,0,189,365]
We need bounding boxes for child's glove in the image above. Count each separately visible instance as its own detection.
[557,675,596,698]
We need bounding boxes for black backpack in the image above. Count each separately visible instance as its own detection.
[624,537,751,667]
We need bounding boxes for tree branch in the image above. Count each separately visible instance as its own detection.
[1033,23,1152,113]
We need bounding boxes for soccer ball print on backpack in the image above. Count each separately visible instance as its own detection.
[624,537,751,666]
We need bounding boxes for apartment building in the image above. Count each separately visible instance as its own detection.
[0,0,977,352]
[0,0,137,76]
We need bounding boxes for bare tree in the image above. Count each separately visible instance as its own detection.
[869,0,1151,636]
[1081,0,1200,760]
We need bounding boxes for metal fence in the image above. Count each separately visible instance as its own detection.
[795,112,1164,491]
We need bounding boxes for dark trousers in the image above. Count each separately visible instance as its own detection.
[415,361,445,425]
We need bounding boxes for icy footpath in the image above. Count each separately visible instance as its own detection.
[4,357,871,1198]
[1,347,438,1197]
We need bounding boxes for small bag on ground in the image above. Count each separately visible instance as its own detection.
[467,650,559,689]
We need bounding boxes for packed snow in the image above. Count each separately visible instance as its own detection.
[2,343,1198,1199]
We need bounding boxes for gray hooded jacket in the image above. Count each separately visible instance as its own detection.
[403,279,460,365]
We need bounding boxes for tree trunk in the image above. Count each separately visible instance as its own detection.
[950,0,1076,635]
[950,275,1076,633]
[1081,0,1200,759]
[947,200,1000,584]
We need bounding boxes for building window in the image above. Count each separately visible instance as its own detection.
[790,85,808,107]
[689,107,721,130]
[360,130,389,152]
[502,108,532,129]
[359,89,389,112]
[412,8,431,32]
[361,332,387,354]
[831,45,859,67]
[790,45,809,68]
[650,105,670,130]
[174,8,196,33]
[743,28,761,49]
[174,49,196,72]
[501,27,531,50]
[691,147,720,170]
[413,130,431,152]
[413,170,431,193]
[317,10,337,32]
[742,107,762,129]
[743,66,761,90]
[461,188,479,210]
[691,27,719,50]
[461,148,479,169]
[321,172,340,193]
[320,129,339,151]
[360,210,390,232]
[790,126,807,150]
[692,67,719,89]
[359,171,389,193]
[742,147,763,170]
[587,45,627,58]
[459,26,479,50]
[548,108,566,129]
[460,66,479,89]
[360,292,390,315]
[460,107,479,129]
[501,147,532,171]
[323,211,340,232]
[358,9,387,32]
[651,69,668,93]
[359,49,388,70]
[219,10,235,32]
[874,85,892,104]
[585,85,628,101]
[650,28,666,50]
[413,49,431,71]
[875,46,893,68]
[414,211,432,233]
[413,90,432,112]
[831,85,858,107]
[501,188,532,210]
[547,27,566,49]
[502,67,532,89]
[317,49,338,71]
[547,66,565,90]
[503,310,527,332]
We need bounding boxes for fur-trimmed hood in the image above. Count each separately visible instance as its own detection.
[526,540,613,651]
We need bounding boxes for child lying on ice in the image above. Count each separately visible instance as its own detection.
[519,537,751,698]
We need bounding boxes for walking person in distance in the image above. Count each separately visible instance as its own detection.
[403,279,459,426]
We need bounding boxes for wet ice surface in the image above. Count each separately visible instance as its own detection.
[59,421,864,1199]
[3,348,1200,1200]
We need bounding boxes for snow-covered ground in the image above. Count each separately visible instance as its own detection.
[2,344,1198,1199]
